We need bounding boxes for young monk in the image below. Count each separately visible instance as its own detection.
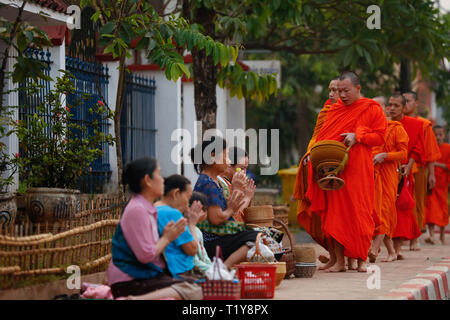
[373,96,388,113]
[388,94,424,260]
[424,126,450,245]
[403,91,441,251]
[293,77,339,265]
[369,109,409,263]
[302,71,387,272]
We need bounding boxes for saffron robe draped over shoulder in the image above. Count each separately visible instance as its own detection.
[304,98,387,260]
[412,117,442,230]
[425,143,450,227]
[293,99,333,249]
[392,116,425,240]
[373,121,409,238]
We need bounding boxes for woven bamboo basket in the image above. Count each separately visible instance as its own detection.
[293,245,316,263]
[243,205,274,227]
[272,205,289,226]
[295,262,317,278]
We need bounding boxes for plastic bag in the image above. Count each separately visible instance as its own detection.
[205,256,236,280]
[246,238,275,263]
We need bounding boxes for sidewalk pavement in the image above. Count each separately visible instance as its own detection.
[272,230,450,300]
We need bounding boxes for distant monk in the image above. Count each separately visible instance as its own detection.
[373,96,388,113]
[303,71,387,272]
[403,91,441,251]
[388,94,424,260]
[424,126,450,245]
[369,113,409,263]
[294,77,339,259]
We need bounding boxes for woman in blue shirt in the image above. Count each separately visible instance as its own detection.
[191,136,260,269]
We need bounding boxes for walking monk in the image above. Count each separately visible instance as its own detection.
[425,126,450,245]
[302,71,387,272]
[293,77,339,260]
[403,91,440,251]
[388,94,424,259]
[369,113,409,263]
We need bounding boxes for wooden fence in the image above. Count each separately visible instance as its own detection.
[0,193,127,290]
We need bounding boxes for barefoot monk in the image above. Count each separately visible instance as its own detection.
[303,71,387,272]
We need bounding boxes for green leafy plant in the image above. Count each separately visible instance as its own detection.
[0,116,16,193]
[12,72,115,190]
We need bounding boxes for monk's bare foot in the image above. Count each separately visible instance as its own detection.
[410,241,421,251]
[381,254,397,262]
[357,260,367,273]
[440,237,447,245]
[318,254,330,264]
[326,263,346,272]
[318,260,336,270]
[397,254,404,260]
[347,258,357,270]
[425,238,436,245]
[368,250,378,263]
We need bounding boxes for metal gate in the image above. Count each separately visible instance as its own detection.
[120,74,157,165]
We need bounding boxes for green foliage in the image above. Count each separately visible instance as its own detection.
[11,72,115,190]
[0,16,52,84]
[0,115,16,192]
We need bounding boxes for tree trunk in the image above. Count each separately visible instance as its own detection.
[190,5,218,133]
[399,59,412,93]
[192,47,218,133]
[113,53,126,193]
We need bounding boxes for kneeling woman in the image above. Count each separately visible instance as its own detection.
[106,157,202,300]
[191,137,260,269]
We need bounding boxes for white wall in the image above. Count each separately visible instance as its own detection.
[104,60,120,190]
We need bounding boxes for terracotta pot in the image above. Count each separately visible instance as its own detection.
[25,188,80,223]
[0,192,17,227]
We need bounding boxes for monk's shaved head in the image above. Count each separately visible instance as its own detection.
[339,71,360,87]
[391,93,406,106]
[403,91,418,101]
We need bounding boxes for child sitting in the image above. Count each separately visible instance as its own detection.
[189,192,213,273]
[155,175,204,280]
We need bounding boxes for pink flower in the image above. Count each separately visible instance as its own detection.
[65,106,70,112]
[97,100,104,106]
[15,153,20,158]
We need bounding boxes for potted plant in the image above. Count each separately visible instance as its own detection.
[0,116,17,228]
[12,72,114,223]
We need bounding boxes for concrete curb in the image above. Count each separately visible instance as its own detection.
[381,257,450,300]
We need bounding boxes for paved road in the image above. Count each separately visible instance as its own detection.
[273,227,450,300]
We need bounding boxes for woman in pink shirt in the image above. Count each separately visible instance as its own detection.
[107,157,202,300]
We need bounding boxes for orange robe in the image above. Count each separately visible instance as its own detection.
[392,116,424,240]
[304,98,387,260]
[294,99,333,249]
[413,117,441,230]
[373,121,409,238]
[425,143,450,227]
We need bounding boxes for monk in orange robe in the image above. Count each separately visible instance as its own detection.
[388,94,424,260]
[294,77,339,257]
[403,91,441,251]
[303,71,387,272]
[369,118,409,263]
[425,126,450,245]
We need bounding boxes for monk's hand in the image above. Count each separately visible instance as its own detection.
[340,132,356,147]
[162,218,187,242]
[400,164,412,177]
[428,173,436,190]
[373,152,388,164]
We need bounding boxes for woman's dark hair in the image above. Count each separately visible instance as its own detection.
[189,192,208,208]
[229,147,248,166]
[123,157,158,194]
[190,136,227,174]
[164,174,191,196]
